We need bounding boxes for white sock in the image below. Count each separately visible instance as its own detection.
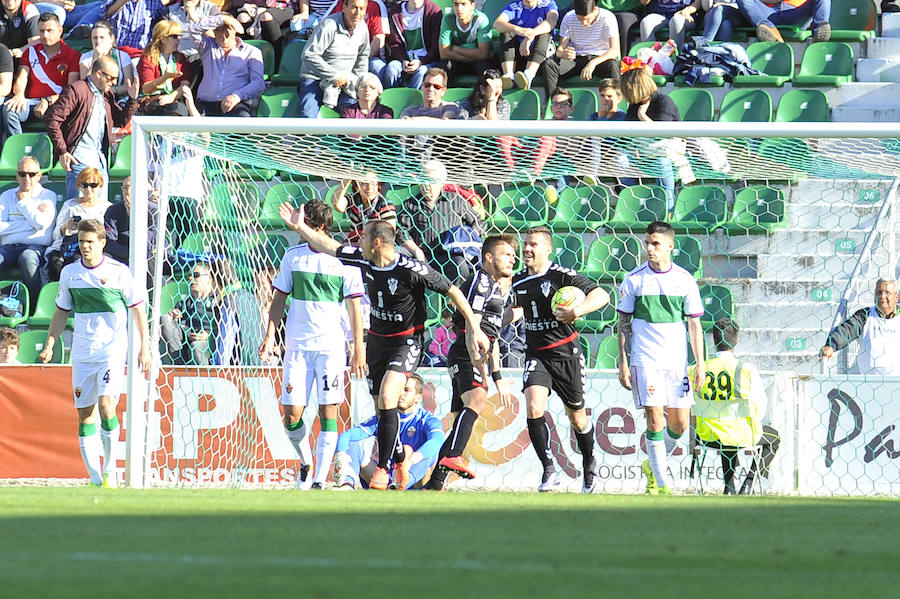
[647,437,669,488]
[286,422,313,466]
[313,431,338,485]
[79,433,103,485]
[664,428,682,455]
[503,71,514,78]
[100,424,120,477]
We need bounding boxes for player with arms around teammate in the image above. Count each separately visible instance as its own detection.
[260,199,366,489]
[280,202,490,491]
[618,221,705,495]
[39,219,151,487]
[425,234,518,490]
[511,226,610,492]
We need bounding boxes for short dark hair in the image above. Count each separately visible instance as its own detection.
[482,233,518,258]
[407,373,424,395]
[0,327,19,347]
[525,225,552,244]
[551,87,572,103]
[574,0,595,16]
[712,317,739,351]
[38,12,61,25]
[597,78,621,95]
[304,199,333,232]
[424,67,448,87]
[77,218,107,241]
[366,219,396,245]
[646,221,674,238]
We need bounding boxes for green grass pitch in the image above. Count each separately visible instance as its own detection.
[1,488,897,598]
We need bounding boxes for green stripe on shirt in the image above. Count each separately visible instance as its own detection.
[633,294,685,323]
[70,286,126,314]
[292,271,344,302]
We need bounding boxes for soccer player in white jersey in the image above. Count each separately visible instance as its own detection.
[617,221,705,495]
[259,199,366,490]
[38,219,151,487]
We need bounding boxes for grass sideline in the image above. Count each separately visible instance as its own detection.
[1,489,897,598]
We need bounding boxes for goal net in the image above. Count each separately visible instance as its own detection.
[125,118,900,495]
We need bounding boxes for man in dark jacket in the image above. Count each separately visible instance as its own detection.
[44,55,138,203]
[378,0,443,89]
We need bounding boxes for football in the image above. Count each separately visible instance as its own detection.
[551,286,586,314]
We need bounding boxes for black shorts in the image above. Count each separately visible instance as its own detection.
[366,333,423,396]
[447,340,487,413]
[522,352,586,411]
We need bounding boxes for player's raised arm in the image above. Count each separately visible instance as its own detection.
[687,315,705,392]
[279,202,340,255]
[446,285,490,363]
[38,307,70,363]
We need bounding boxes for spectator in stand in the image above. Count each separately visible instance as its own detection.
[339,71,393,117]
[231,0,298,65]
[0,42,12,107]
[542,0,619,99]
[102,175,130,263]
[494,0,559,91]
[694,1,742,45]
[1,13,79,143]
[137,19,200,116]
[77,20,136,97]
[438,0,491,81]
[548,86,573,120]
[398,66,459,119]
[160,260,222,365]
[45,166,111,281]
[163,0,219,61]
[639,0,701,48]
[0,156,56,309]
[0,0,39,59]
[329,172,417,255]
[590,77,625,120]
[298,0,369,118]
[457,68,509,120]
[735,0,830,43]
[426,309,455,366]
[378,0,442,90]
[100,0,165,49]
[45,55,139,203]
[212,257,264,366]
[189,13,265,116]
[0,326,20,364]
[32,0,104,29]
[820,279,900,375]
[295,0,387,69]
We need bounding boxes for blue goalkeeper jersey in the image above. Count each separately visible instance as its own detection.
[337,407,445,460]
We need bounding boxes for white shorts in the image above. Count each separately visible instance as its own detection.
[281,348,346,407]
[72,359,126,409]
[630,365,693,410]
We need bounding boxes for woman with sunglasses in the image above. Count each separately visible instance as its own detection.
[137,20,200,117]
[77,21,136,98]
[45,167,112,282]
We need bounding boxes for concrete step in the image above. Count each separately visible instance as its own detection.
[864,37,900,60]
[856,58,900,83]
[755,253,860,280]
[820,82,899,108]
[706,278,847,302]
[786,203,878,230]
[701,230,870,257]
[792,180,891,205]
[735,351,820,375]
[707,255,757,279]
[832,106,900,121]
[737,327,826,354]
[736,302,840,329]
[880,13,900,39]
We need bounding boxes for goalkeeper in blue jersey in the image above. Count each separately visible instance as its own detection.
[333,374,444,490]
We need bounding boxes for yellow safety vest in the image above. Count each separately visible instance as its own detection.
[689,354,762,448]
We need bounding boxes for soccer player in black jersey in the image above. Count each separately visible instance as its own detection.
[280,202,490,491]
[424,234,518,491]
[511,226,610,493]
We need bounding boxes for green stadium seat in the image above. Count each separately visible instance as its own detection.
[671,185,729,233]
[245,39,275,80]
[734,22,811,41]
[672,236,703,279]
[775,89,830,122]
[0,279,29,327]
[107,135,132,179]
[318,105,340,118]
[271,41,305,86]
[732,42,794,87]
[551,233,585,271]
[178,232,220,256]
[202,183,262,229]
[550,184,611,232]
[699,285,734,330]
[159,279,191,316]
[727,185,787,234]
[15,329,64,364]
[607,184,669,233]
[593,334,619,369]
[793,42,854,87]
[584,235,642,282]
[717,88,772,122]
[491,184,548,230]
[544,88,598,120]
[667,88,715,122]
[0,133,53,177]
[504,89,541,120]
[829,0,877,41]
[580,284,618,333]
[261,183,318,228]
[379,88,424,118]
[442,88,471,104]
[258,87,301,118]
[385,186,416,207]
[28,281,72,328]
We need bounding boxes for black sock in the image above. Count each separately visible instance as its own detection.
[376,408,399,469]
[526,416,554,470]
[574,425,595,464]
[446,408,478,458]
[425,466,448,490]
[721,450,737,493]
